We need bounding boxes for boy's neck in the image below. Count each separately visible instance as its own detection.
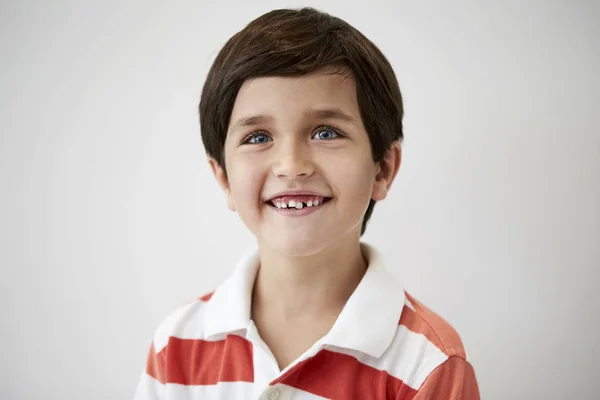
[251,236,368,322]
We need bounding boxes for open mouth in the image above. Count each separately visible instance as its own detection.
[266,196,333,210]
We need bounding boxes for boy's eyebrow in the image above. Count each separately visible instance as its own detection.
[228,108,358,133]
[305,108,358,124]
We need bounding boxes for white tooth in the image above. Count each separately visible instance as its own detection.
[288,200,296,208]
[313,199,320,206]
[280,202,287,208]
[275,202,282,209]
[295,202,303,209]
[307,200,313,207]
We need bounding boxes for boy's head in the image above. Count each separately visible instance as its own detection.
[199,8,403,255]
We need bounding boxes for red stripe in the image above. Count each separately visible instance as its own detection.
[272,349,417,400]
[199,291,214,302]
[398,305,446,352]
[146,342,167,384]
[150,335,254,385]
[400,293,465,358]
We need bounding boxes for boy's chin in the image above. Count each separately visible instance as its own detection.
[262,235,332,258]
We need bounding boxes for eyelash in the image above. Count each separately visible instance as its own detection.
[241,125,343,145]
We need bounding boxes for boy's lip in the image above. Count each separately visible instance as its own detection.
[268,199,331,217]
[265,190,332,202]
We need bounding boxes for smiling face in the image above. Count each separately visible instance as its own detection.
[209,69,398,257]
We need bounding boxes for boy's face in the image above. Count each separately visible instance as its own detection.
[209,69,399,256]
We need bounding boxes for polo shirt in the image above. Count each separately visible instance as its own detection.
[133,243,479,399]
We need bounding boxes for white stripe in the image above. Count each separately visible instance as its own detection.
[164,381,254,399]
[155,381,330,400]
[323,325,448,390]
[152,299,224,351]
[133,372,164,400]
[133,371,331,400]
[153,300,203,351]
[278,384,330,399]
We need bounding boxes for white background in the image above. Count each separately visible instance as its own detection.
[1,0,599,399]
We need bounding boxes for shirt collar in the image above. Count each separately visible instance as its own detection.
[203,248,260,337]
[203,243,405,359]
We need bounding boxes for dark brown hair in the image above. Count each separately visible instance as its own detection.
[199,7,403,235]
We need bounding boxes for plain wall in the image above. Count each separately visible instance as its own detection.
[1,0,599,399]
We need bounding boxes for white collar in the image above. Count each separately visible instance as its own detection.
[203,242,405,359]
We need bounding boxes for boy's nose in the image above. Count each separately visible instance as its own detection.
[271,142,315,179]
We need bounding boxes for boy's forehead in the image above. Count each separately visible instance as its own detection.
[241,70,354,95]
[228,71,361,131]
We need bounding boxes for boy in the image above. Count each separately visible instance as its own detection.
[134,7,479,400]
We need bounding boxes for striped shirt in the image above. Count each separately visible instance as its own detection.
[133,243,480,399]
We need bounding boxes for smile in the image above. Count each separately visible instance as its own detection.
[265,196,332,216]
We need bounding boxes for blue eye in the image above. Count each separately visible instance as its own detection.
[313,127,340,140]
[244,133,272,144]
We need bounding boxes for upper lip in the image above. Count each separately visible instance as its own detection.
[265,190,331,202]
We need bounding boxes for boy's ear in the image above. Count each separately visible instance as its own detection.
[208,156,236,212]
[372,141,402,201]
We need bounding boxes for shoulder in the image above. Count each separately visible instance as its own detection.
[150,291,216,353]
[400,291,466,359]
[380,291,475,394]
[399,295,481,398]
